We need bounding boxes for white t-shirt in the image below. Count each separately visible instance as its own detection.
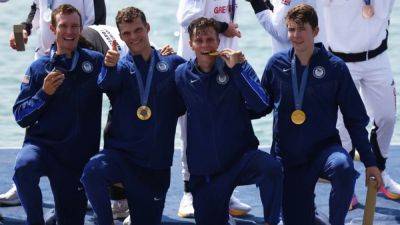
[323,0,394,53]
[255,0,326,53]
[176,0,239,60]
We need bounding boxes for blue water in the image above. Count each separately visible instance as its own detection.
[0,1,399,148]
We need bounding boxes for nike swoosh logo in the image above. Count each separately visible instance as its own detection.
[190,79,198,84]
[283,68,291,72]
[154,197,162,201]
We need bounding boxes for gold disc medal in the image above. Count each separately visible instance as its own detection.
[137,105,152,120]
[291,109,306,125]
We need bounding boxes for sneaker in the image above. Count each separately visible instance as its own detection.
[123,215,130,225]
[229,195,251,216]
[111,199,129,219]
[379,171,400,200]
[348,194,359,211]
[177,192,195,218]
[0,184,21,206]
[228,215,236,225]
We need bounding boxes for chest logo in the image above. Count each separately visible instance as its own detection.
[216,73,229,85]
[82,61,94,73]
[281,0,291,5]
[156,61,169,72]
[313,66,325,79]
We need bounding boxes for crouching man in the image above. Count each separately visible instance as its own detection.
[80,6,186,225]
[261,4,383,225]
[175,17,283,225]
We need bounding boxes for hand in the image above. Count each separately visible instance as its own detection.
[365,166,383,190]
[160,44,175,56]
[104,40,120,67]
[219,49,246,68]
[42,71,65,95]
[223,22,241,38]
[9,30,28,50]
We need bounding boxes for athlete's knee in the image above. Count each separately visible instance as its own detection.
[330,155,357,187]
[13,154,41,182]
[259,154,283,179]
[81,156,106,185]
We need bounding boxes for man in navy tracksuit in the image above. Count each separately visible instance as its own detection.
[175,17,283,225]
[80,7,186,225]
[261,4,383,225]
[12,5,103,225]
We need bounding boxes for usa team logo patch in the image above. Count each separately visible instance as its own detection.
[281,0,291,5]
[156,61,169,72]
[313,66,325,79]
[82,61,94,73]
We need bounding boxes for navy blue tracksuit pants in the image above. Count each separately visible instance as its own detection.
[282,145,359,225]
[81,149,170,225]
[189,149,283,225]
[13,143,87,225]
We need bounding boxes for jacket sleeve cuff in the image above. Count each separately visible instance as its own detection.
[361,152,377,168]
[215,21,229,33]
[37,89,51,102]
[230,62,244,75]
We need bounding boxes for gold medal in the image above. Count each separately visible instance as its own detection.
[291,110,306,125]
[137,106,151,120]
[362,5,374,19]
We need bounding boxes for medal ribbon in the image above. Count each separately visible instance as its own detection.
[291,55,309,110]
[49,46,80,72]
[364,0,371,5]
[47,0,54,9]
[230,0,236,22]
[129,49,156,106]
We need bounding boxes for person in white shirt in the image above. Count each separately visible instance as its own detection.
[176,0,252,219]
[247,0,326,53]
[323,0,399,202]
[9,0,95,59]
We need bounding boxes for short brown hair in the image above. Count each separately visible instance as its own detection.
[51,4,82,27]
[115,7,147,30]
[188,17,219,40]
[285,4,318,30]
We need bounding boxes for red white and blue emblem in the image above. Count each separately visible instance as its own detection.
[281,0,291,5]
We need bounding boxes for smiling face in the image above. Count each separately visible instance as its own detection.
[118,19,151,55]
[189,26,220,60]
[50,11,82,56]
[287,20,318,54]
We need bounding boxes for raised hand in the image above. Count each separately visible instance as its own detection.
[42,70,65,95]
[104,40,120,67]
[223,22,241,38]
[160,44,176,56]
[9,30,28,50]
[219,49,246,68]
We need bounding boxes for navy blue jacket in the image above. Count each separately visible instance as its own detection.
[175,60,268,176]
[13,47,104,172]
[98,49,186,169]
[261,44,376,168]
